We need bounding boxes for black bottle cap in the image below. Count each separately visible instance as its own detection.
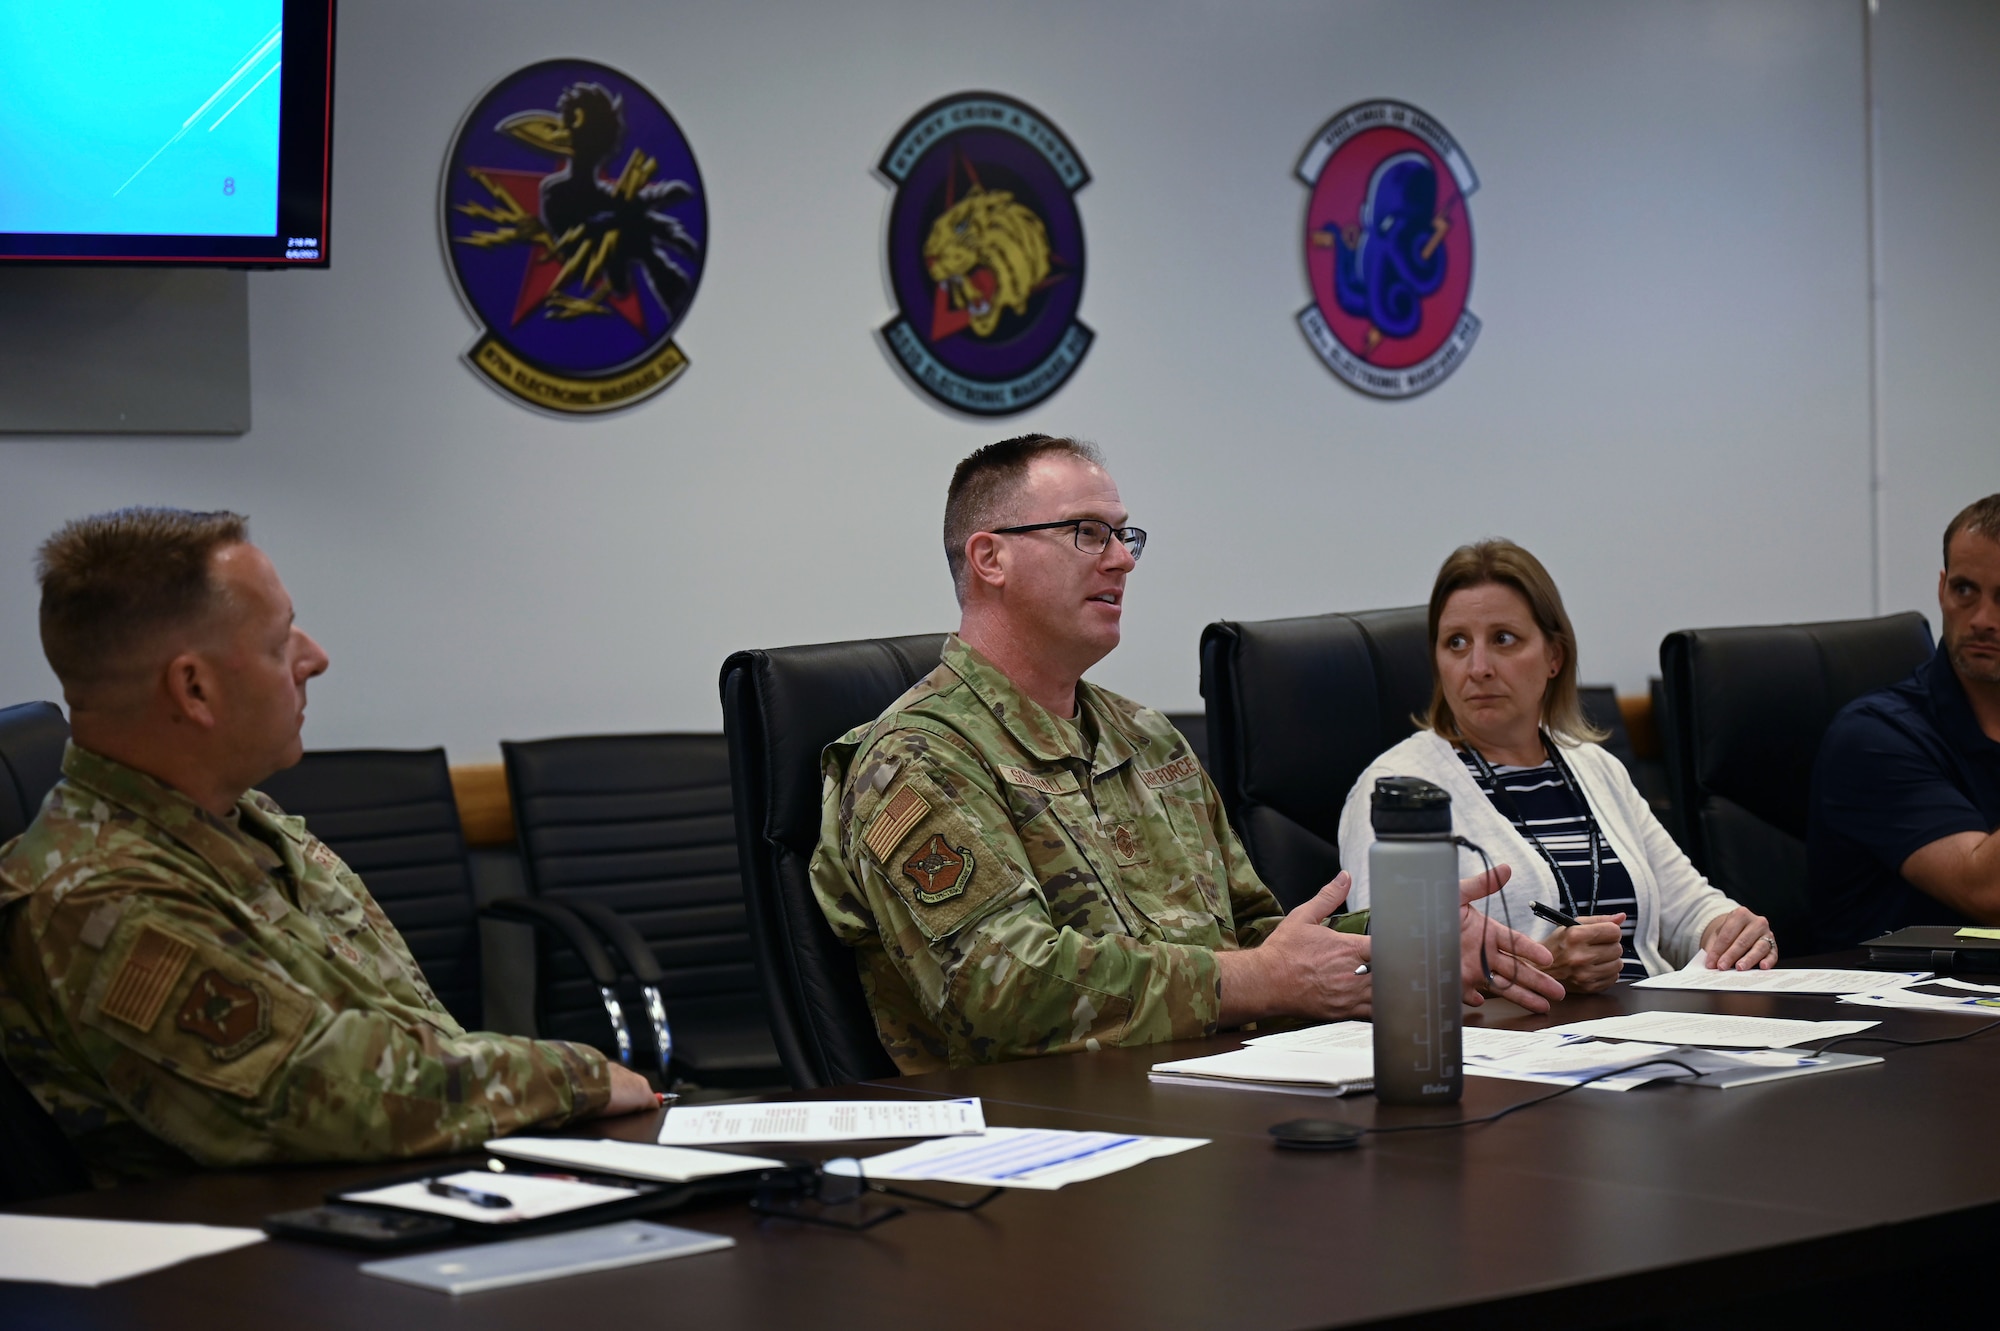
[1370,775,1452,836]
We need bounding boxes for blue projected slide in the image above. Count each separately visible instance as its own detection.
[0,2,283,237]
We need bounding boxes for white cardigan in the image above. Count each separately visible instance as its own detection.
[1336,730,1737,975]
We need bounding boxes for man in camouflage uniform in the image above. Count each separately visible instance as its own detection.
[0,509,655,1184]
[812,437,1563,1073]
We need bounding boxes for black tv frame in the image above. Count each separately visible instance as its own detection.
[0,0,336,269]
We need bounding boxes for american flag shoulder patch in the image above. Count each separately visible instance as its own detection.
[100,926,195,1032]
[863,785,932,862]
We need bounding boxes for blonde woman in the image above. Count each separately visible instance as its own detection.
[1338,541,1775,992]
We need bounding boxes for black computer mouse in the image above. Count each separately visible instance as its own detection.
[1268,1118,1366,1151]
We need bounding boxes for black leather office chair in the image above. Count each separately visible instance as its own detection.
[1161,711,1211,774]
[1658,611,1934,952]
[720,634,946,1089]
[1576,686,1639,775]
[1202,611,1640,909]
[261,747,656,1078]
[0,1055,91,1203]
[257,749,485,1027]
[0,701,69,843]
[503,734,781,1087]
[1200,607,1431,908]
[0,701,92,1201]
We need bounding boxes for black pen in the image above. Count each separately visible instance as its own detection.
[1531,900,1583,929]
[426,1179,513,1209]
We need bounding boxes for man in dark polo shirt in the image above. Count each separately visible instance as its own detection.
[1808,494,2000,948]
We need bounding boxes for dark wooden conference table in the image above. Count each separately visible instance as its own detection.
[6,959,1999,1330]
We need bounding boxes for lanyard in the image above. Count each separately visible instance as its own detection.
[1463,732,1604,917]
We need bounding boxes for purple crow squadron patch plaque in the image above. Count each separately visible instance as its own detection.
[1298,100,1479,399]
[441,60,706,415]
[877,92,1092,416]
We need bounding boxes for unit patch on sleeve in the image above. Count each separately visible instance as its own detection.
[864,785,933,862]
[902,834,976,905]
[176,970,273,1061]
[98,926,195,1032]
[83,917,319,1099]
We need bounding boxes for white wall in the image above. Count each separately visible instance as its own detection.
[1875,0,2000,632]
[0,0,1975,760]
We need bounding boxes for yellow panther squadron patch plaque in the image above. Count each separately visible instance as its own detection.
[876,92,1092,416]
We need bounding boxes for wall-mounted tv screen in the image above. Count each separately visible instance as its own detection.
[0,0,335,267]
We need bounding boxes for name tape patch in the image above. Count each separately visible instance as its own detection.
[998,765,1075,795]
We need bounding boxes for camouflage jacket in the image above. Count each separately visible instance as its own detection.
[811,635,1287,1073]
[0,744,611,1185]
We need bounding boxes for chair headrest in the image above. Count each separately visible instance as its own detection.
[1664,612,1933,838]
[257,748,455,815]
[503,733,730,797]
[1206,607,1428,847]
[722,634,946,854]
[0,701,69,844]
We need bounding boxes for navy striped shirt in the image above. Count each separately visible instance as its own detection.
[1459,750,1644,982]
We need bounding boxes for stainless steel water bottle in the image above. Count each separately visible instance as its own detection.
[1368,776,1462,1105]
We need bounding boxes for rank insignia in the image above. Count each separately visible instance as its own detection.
[1112,824,1141,860]
[902,833,976,905]
[176,969,272,1061]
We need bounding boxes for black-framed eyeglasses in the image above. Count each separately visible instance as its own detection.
[749,1158,1002,1231]
[988,519,1148,562]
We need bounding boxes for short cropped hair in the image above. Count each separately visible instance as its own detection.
[943,434,1104,597]
[37,508,249,694]
[1422,539,1607,747]
[1943,494,2000,567]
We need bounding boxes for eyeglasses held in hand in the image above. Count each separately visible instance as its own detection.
[988,519,1148,562]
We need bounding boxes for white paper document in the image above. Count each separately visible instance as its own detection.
[824,1127,1206,1190]
[488,1137,786,1182]
[1246,1020,1580,1059]
[1464,1039,1691,1091]
[657,1097,985,1146]
[0,1215,265,1287]
[1839,976,2000,1014]
[340,1171,639,1224]
[361,1221,732,1295]
[1170,1023,1594,1094]
[1464,1039,1883,1091]
[1633,954,1930,994]
[1150,1044,1374,1095]
[1244,1020,1374,1051]
[1542,1011,1878,1049]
